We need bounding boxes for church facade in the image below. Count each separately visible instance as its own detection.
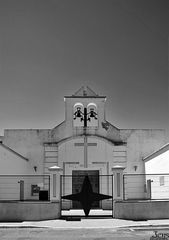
[0,86,167,210]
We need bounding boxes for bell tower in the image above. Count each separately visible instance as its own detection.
[64,86,106,130]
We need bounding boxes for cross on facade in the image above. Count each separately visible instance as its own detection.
[75,136,97,168]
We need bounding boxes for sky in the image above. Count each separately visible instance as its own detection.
[0,0,168,135]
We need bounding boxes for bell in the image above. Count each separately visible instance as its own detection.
[76,107,82,118]
[76,110,82,118]
[90,109,95,118]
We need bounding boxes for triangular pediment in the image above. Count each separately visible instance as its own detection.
[73,86,98,97]
[64,86,106,98]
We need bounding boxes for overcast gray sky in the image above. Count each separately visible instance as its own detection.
[0,0,168,135]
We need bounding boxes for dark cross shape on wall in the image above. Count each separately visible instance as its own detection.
[62,175,112,217]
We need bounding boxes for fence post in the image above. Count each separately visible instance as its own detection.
[18,180,24,201]
[147,179,152,199]
[112,165,125,201]
[48,166,63,202]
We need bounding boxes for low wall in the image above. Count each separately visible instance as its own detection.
[114,200,169,220]
[0,201,60,221]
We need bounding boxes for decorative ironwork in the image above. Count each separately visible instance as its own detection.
[101,121,110,131]
[62,175,112,216]
[74,107,97,127]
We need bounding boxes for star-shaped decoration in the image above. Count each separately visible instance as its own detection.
[62,175,112,217]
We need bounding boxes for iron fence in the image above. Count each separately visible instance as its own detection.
[123,174,169,200]
[61,174,113,210]
[0,175,50,201]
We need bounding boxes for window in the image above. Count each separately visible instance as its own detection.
[159,176,165,186]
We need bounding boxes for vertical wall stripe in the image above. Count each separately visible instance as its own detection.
[53,174,56,197]
[117,173,120,197]
[84,136,88,168]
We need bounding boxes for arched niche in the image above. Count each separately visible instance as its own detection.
[73,103,84,127]
[87,103,98,127]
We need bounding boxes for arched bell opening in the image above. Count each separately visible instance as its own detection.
[87,103,98,127]
[73,103,84,127]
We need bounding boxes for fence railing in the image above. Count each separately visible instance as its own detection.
[123,174,169,200]
[61,174,113,210]
[0,175,50,201]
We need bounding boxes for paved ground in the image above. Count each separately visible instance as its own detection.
[0,228,158,240]
[1,216,169,229]
[1,218,169,230]
[1,209,169,230]
[0,210,169,239]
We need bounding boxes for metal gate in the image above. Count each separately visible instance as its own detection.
[72,170,99,208]
[61,173,113,217]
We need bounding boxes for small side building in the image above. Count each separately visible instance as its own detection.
[144,143,169,199]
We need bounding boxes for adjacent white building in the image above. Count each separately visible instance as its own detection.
[143,144,169,199]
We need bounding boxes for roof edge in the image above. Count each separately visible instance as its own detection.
[0,143,29,161]
[64,96,106,99]
[143,143,169,162]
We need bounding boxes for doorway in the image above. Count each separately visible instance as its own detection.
[72,170,99,209]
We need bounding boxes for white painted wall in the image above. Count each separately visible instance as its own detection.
[0,144,29,174]
[0,90,167,203]
[145,149,169,199]
[0,144,31,200]
[3,129,51,174]
[120,129,166,174]
[145,150,169,174]
[120,129,167,200]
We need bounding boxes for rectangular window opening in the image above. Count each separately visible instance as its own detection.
[159,176,165,186]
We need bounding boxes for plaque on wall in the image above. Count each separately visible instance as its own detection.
[31,185,40,196]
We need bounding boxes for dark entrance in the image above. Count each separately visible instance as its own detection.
[72,170,99,208]
[61,174,113,218]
